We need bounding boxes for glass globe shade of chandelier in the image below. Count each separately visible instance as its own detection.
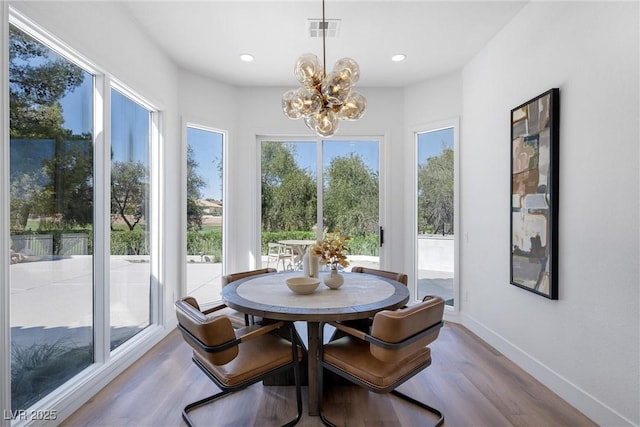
[281,2,366,137]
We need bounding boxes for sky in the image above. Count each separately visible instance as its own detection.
[282,140,379,175]
[187,127,223,200]
[418,127,454,164]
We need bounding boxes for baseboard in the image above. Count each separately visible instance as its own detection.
[458,313,636,427]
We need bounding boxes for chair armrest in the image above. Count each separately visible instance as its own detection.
[326,321,368,341]
[200,300,229,315]
[328,320,444,350]
[238,321,285,343]
[365,321,444,350]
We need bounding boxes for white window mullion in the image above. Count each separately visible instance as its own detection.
[150,111,162,326]
[316,138,323,239]
[93,75,110,363]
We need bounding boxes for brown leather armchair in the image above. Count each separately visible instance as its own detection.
[175,296,302,427]
[318,295,445,427]
[220,267,278,327]
[220,267,276,326]
[336,266,409,335]
[350,266,408,286]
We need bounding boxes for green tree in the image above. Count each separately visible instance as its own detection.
[111,161,147,231]
[9,25,89,228]
[9,27,84,140]
[186,145,207,230]
[9,169,47,229]
[261,142,316,232]
[323,153,378,237]
[417,148,454,235]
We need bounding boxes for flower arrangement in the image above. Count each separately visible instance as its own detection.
[311,231,350,270]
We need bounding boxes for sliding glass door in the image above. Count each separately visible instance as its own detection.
[260,138,381,271]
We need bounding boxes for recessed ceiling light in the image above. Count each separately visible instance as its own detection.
[391,54,406,62]
[240,54,254,62]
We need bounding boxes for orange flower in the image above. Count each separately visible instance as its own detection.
[311,231,350,269]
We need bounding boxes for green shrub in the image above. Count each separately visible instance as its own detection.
[186,229,222,261]
[11,340,92,410]
[110,229,149,255]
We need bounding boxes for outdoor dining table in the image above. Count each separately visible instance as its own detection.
[277,239,317,269]
[221,270,410,416]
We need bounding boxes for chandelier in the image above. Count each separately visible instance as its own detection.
[281,0,366,137]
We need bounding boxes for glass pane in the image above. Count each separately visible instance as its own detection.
[110,88,151,350]
[322,140,379,269]
[9,24,94,410]
[417,128,455,306]
[185,126,224,301]
[261,141,317,271]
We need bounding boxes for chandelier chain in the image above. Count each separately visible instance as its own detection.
[322,0,326,78]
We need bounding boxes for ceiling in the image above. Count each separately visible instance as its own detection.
[123,1,528,88]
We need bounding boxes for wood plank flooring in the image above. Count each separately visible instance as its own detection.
[62,322,596,427]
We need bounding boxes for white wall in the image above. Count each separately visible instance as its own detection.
[460,2,639,425]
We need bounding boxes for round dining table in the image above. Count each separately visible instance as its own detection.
[221,270,410,416]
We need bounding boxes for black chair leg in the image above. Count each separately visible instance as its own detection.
[182,390,232,427]
[283,322,303,427]
[391,389,444,427]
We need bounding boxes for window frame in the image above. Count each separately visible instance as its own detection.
[255,134,387,270]
[181,121,228,296]
[411,118,460,314]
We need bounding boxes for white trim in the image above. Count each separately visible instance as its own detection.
[1,3,12,426]
[110,80,157,117]
[180,119,188,297]
[93,73,109,364]
[460,314,636,427]
[410,118,460,309]
[150,109,163,326]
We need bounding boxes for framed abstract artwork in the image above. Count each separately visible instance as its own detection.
[510,88,559,299]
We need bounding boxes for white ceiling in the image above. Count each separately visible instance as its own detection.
[123,1,528,88]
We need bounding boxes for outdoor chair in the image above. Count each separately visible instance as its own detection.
[267,243,294,271]
[318,295,445,427]
[175,297,303,427]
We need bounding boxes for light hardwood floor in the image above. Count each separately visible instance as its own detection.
[62,322,596,427]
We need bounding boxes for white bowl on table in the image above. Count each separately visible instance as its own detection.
[286,276,320,295]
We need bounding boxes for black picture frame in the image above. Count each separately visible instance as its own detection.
[510,88,559,299]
